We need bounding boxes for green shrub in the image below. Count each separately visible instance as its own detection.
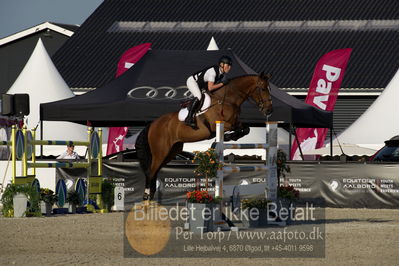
[101,179,115,211]
[67,190,82,206]
[1,183,41,217]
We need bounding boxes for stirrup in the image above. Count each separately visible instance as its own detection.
[185,116,198,128]
[185,119,198,129]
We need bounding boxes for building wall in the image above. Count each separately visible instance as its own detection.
[295,95,377,134]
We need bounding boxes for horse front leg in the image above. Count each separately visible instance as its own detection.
[224,123,250,141]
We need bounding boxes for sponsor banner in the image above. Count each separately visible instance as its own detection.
[56,161,399,209]
[56,162,399,256]
[291,48,352,160]
[107,43,152,155]
[106,126,128,155]
[285,163,399,208]
[127,86,192,100]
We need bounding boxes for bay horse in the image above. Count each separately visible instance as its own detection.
[135,72,273,200]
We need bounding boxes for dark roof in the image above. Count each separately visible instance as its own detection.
[81,0,399,22]
[52,0,399,89]
[53,29,399,89]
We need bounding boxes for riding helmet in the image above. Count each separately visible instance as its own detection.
[219,55,233,66]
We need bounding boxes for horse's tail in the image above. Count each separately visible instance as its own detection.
[135,125,152,177]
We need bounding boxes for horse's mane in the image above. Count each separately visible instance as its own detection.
[212,74,258,97]
[229,74,258,82]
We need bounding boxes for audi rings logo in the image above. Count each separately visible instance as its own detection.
[127,86,192,100]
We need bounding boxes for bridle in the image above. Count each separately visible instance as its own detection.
[251,79,273,115]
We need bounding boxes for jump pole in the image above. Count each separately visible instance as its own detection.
[215,121,224,198]
[265,121,278,200]
[11,125,16,184]
[1,126,103,197]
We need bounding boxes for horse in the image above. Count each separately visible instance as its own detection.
[135,72,273,200]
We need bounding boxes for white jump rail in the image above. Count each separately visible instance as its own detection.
[214,121,278,200]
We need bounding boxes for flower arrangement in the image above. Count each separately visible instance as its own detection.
[186,190,218,204]
[277,185,299,201]
[40,188,57,205]
[277,149,291,178]
[192,148,223,190]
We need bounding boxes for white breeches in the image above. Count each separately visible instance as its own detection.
[186,76,202,99]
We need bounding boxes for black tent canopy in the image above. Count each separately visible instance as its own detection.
[41,50,332,128]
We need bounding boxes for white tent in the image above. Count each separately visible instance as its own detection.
[207,36,219,51]
[6,39,87,155]
[335,68,399,150]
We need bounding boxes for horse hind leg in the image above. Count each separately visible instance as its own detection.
[143,150,171,201]
[135,126,154,201]
[146,142,184,200]
[143,171,159,201]
[149,176,158,201]
[143,175,153,201]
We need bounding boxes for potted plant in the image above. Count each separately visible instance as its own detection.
[67,191,81,214]
[101,179,115,212]
[241,198,271,227]
[186,190,219,233]
[278,185,299,201]
[1,183,40,218]
[277,185,299,224]
[40,188,57,216]
[192,148,222,191]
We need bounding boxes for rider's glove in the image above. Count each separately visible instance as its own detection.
[221,76,229,86]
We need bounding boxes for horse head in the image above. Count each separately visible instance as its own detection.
[249,72,273,117]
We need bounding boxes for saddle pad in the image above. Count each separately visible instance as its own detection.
[178,93,211,122]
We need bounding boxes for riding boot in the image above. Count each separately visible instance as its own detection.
[185,97,200,129]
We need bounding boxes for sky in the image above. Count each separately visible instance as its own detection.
[0,0,103,39]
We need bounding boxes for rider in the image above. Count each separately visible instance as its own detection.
[185,55,232,128]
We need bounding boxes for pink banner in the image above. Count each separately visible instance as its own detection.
[107,43,152,155]
[115,43,152,77]
[291,48,352,160]
[106,126,129,155]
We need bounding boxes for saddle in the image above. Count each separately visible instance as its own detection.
[177,91,211,122]
[180,93,206,109]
